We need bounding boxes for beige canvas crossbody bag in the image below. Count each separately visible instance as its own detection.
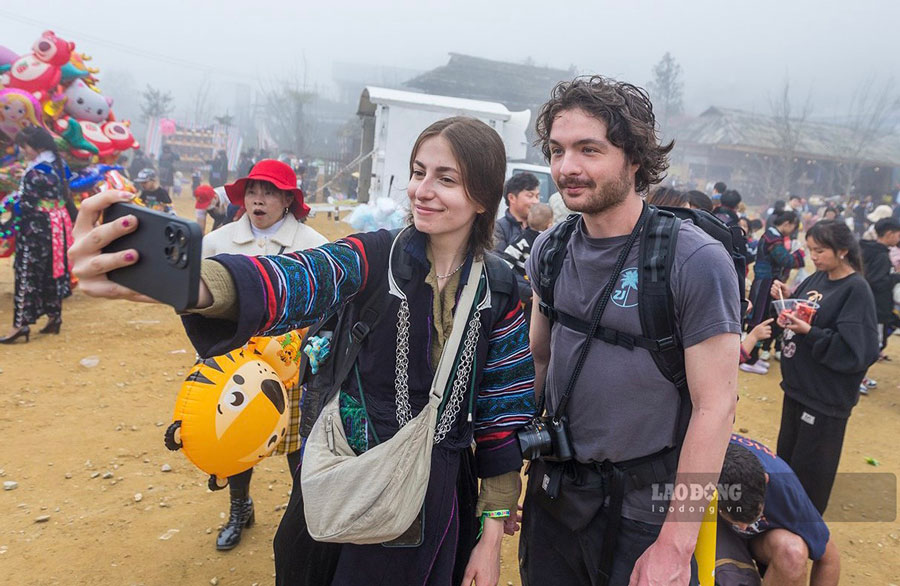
[301,255,485,544]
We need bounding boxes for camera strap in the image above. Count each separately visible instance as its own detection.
[547,202,649,421]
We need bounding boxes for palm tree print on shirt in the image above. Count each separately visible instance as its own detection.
[612,268,639,308]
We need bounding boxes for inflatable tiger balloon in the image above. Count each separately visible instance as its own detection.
[165,348,290,489]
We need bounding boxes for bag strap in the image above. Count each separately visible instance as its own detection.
[552,203,649,420]
[324,282,393,407]
[638,208,693,445]
[537,214,580,320]
[428,259,484,408]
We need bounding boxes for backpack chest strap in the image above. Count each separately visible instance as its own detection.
[544,304,677,353]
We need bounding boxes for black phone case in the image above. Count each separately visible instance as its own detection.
[101,203,202,312]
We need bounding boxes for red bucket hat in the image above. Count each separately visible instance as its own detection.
[224,159,311,219]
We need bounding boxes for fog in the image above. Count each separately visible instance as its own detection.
[3,0,897,124]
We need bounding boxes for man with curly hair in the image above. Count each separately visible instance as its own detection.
[520,76,741,585]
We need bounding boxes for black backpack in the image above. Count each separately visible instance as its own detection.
[536,205,746,444]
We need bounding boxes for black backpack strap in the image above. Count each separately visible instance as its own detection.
[536,214,580,322]
[297,283,392,439]
[637,208,690,440]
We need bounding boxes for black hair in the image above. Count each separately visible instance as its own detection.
[875,218,900,237]
[720,189,742,209]
[718,443,767,524]
[686,190,713,212]
[772,210,798,227]
[806,220,863,273]
[713,181,727,194]
[503,172,540,205]
[749,218,763,231]
[772,200,786,213]
[15,125,70,205]
[647,186,687,207]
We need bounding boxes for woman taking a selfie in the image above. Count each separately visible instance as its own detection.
[68,117,535,586]
[1,126,74,344]
[770,220,878,514]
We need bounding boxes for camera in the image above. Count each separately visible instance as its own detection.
[517,417,574,462]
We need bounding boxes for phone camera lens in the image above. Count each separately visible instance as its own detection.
[176,230,188,247]
[178,252,188,267]
[165,245,179,264]
[165,226,176,242]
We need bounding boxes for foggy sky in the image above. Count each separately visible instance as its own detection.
[2,1,898,122]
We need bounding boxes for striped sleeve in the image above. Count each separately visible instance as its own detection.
[473,303,536,477]
[182,237,369,357]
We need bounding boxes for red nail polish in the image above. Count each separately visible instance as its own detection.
[122,219,130,227]
[124,252,135,261]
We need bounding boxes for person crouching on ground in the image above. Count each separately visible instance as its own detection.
[717,435,840,586]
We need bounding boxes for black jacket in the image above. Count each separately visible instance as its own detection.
[859,239,900,323]
[780,271,879,418]
[492,210,524,252]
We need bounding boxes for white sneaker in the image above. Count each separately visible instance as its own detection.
[758,360,771,369]
[865,378,877,388]
[760,350,771,361]
[740,362,769,375]
[774,351,782,361]
[859,383,869,395]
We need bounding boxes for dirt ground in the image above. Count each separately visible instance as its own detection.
[1,196,899,585]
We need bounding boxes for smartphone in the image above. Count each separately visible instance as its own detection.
[381,507,424,548]
[101,202,202,312]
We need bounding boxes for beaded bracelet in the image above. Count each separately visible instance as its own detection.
[477,509,511,539]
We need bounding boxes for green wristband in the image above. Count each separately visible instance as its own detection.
[477,509,511,539]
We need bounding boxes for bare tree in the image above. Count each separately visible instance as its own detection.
[260,76,316,156]
[214,112,235,126]
[140,85,174,122]
[191,78,216,127]
[647,52,684,134]
[765,79,812,198]
[830,79,898,196]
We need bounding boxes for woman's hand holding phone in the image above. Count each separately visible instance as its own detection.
[69,190,212,308]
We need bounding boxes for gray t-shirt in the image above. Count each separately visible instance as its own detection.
[526,216,741,522]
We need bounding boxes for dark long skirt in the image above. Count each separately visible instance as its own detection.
[13,212,71,327]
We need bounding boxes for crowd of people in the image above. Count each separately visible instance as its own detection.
[4,73,894,586]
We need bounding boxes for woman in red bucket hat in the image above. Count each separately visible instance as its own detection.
[200,159,327,552]
[202,159,324,257]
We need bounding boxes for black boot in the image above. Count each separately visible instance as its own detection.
[216,493,255,551]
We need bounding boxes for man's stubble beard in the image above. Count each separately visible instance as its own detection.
[562,164,633,215]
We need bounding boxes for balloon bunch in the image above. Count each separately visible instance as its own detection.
[0,30,139,170]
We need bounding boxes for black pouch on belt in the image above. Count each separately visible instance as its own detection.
[527,459,608,533]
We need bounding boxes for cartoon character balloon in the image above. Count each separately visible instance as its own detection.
[164,349,290,489]
[101,120,137,152]
[1,31,74,95]
[0,89,43,141]
[63,79,112,123]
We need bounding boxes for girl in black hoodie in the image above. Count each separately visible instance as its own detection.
[770,220,879,514]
